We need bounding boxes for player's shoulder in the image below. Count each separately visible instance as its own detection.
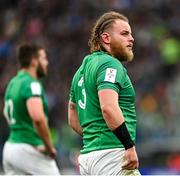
[6,71,21,89]
[15,71,42,94]
[19,71,39,84]
[22,78,42,96]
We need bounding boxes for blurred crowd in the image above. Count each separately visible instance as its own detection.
[0,0,179,174]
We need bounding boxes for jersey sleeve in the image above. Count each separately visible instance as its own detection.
[96,57,126,94]
[22,81,42,100]
[69,78,76,103]
[70,87,76,103]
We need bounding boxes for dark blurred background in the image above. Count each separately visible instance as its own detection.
[0,0,180,174]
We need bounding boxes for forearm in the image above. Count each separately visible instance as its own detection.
[71,122,83,136]
[102,104,125,130]
[26,97,55,157]
[68,101,83,136]
[106,107,138,168]
[102,105,134,149]
[33,118,54,151]
[69,114,83,136]
[98,89,134,149]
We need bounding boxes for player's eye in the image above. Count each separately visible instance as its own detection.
[121,31,129,36]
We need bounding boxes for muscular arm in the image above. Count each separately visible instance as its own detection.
[26,97,56,158]
[98,89,124,130]
[98,89,139,170]
[68,101,82,136]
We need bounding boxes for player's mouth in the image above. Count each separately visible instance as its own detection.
[127,44,133,50]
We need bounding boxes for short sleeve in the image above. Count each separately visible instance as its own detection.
[69,78,76,103]
[70,86,76,103]
[96,58,126,93]
[22,81,42,100]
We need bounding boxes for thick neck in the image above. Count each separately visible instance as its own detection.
[101,44,114,57]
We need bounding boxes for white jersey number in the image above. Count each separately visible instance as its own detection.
[78,77,86,109]
[3,99,16,125]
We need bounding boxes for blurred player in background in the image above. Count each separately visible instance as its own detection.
[3,43,60,175]
[68,11,140,175]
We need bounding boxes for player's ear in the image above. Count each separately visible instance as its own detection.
[101,32,111,44]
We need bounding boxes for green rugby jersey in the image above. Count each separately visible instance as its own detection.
[3,70,48,146]
[70,51,137,154]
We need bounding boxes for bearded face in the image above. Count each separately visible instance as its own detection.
[37,61,47,78]
[102,19,134,62]
[36,49,48,78]
[110,37,134,62]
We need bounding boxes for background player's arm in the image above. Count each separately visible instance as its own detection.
[27,97,56,158]
[98,89,139,170]
[68,100,82,136]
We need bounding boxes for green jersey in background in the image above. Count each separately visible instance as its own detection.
[3,71,48,146]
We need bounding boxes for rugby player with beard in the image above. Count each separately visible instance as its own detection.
[68,11,141,175]
[3,43,60,175]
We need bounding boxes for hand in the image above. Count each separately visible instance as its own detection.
[122,146,139,170]
[36,145,57,159]
[46,147,57,159]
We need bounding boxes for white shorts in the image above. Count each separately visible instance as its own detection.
[78,148,141,175]
[3,142,60,175]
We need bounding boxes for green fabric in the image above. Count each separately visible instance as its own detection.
[70,51,137,154]
[4,71,48,146]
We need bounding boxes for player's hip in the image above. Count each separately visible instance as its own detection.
[78,148,141,175]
